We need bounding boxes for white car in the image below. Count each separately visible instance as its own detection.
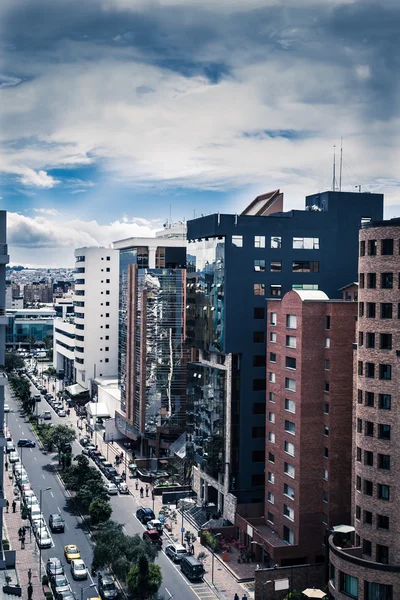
[106,483,118,496]
[24,497,39,509]
[23,489,36,500]
[118,482,129,495]
[70,559,88,580]
[9,452,20,464]
[4,404,10,413]
[6,441,14,454]
[58,409,66,417]
[30,507,44,521]
[165,543,187,562]
[15,468,27,480]
[36,529,52,548]
[32,517,47,534]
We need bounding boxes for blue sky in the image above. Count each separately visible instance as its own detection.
[1,0,400,266]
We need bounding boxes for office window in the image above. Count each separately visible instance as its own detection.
[340,573,358,599]
[381,272,393,289]
[284,462,295,478]
[378,454,391,470]
[267,512,274,524]
[268,451,275,463]
[283,504,294,521]
[324,359,330,370]
[379,394,391,410]
[271,236,282,249]
[285,398,296,413]
[270,332,277,343]
[366,332,375,348]
[284,483,295,499]
[365,421,374,437]
[268,373,276,384]
[285,378,296,392]
[254,355,266,367]
[252,474,264,486]
[269,392,276,403]
[232,235,243,247]
[379,364,392,380]
[368,239,377,255]
[254,307,265,319]
[364,479,373,496]
[380,333,392,350]
[267,472,275,484]
[377,515,389,530]
[286,314,297,329]
[268,431,275,444]
[378,424,391,440]
[381,303,392,319]
[270,285,282,297]
[363,539,372,556]
[364,582,392,600]
[283,526,294,544]
[367,302,376,318]
[254,259,266,272]
[325,337,331,349]
[270,312,277,325]
[364,451,373,466]
[252,426,266,438]
[378,484,390,500]
[366,362,375,378]
[270,261,282,272]
[292,237,319,250]
[381,238,394,255]
[292,261,319,272]
[284,441,295,456]
[254,283,265,296]
[376,545,389,565]
[285,356,296,370]
[253,331,265,343]
[286,335,296,348]
[268,412,275,424]
[285,420,295,435]
[365,392,374,407]
[267,491,275,504]
[254,235,265,248]
[367,272,376,288]
[253,403,266,414]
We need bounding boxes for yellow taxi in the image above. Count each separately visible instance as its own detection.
[64,544,81,563]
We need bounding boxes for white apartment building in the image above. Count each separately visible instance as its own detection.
[53,246,119,395]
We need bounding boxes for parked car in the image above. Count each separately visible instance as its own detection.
[180,555,205,581]
[70,559,87,580]
[17,439,36,448]
[9,451,20,464]
[41,411,52,420]
[136,508,155,524]
[112,475,123,486]
[56,592,75,600]
[4,404,10,413]
[146,519,163,534]
[142,530,162,548]
[51,574,70,595]
[98,573,118,600]
[82,444,96,456]
[165,543,187,563]
[58,409,67,417]
[104,468,118,481]
[118,483,129,495]
[32,517,47,534]
[46,557,64,577]
[36,529,52,548]
[79,437,91,447]
[96,455,107,466]
[6,441,15,453]
[49,513,65,533]
[106,483,118,496]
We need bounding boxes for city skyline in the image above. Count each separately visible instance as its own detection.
[1,0,399,267]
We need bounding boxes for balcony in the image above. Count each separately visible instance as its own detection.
[0,244,9,265]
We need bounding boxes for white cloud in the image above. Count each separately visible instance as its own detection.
[32,208,61,216]
[18,167,59,188]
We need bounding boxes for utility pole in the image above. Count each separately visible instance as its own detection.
[339,138,343,191]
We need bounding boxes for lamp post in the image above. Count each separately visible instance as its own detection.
[81,582,96,600]
[251,542,268,600]
[39,487,51,582]
[211,532,222,587]
[262,580,273,600]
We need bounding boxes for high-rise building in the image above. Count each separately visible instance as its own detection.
[186,189,383,523]
[23,282,54,304]
[0,213,9,553]
[329,219,400,600]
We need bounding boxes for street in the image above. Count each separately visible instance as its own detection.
[5,382,218,600]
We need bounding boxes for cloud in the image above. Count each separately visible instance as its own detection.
[19,168,59,188]
[0,74,22,88]
[32,208,61,216]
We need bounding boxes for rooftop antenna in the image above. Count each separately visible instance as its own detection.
[169,204,172,227]
[332,145,338,191]
[339,138,343,192]
[355,185,362,193]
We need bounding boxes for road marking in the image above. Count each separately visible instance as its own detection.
[42,474,45,479]
[34,457,37,461]
[57,506,62,513]
[189,585,216,599]
[50,491,54,498]
[165,588,172,599]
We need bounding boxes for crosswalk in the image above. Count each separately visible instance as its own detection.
[190,583,218,599]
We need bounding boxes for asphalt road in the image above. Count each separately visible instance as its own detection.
[6,382,217,600]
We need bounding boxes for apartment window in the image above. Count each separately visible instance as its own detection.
[286,314,297,329]
[339,573,358,599]
[232,235,243,247]
[254,307,265,319]
[358,361,363,376]
[367,272,376,288]
[359,273,365,288]
[359,302,364,317]
[268,373,276,384]
[378,484,390,500]
[283,504,294,521]
[378,424,391,440]
[368,239,377,255]
[271,236,282,249]
[365,392,374,407]
[283,526,294,544]
[323,468,328,480]
[284,462,295,478]
[268,451,275,463]
[365,421,374,437]
[357,389,363,404]
[254,283,265,296]
[360,240,365,256]
[325,315,331,330]
[254,259,266,272]
[380,333,392,350]
[252,427,265,438]
[267,491,275,504]
[270,312,277,325]
[379,394,391,410]
[324,382,330,393]
[268,432,275,444]
[325,337,330,349]
[285,420,295,435]
[269,353,277,364]
[267,512,274,524]
[285,378,296,392]
[285,356,296,370]
[253,403,266,414]
[270,284,282,297]
[293,237,319,250]
[381,272,393,289]
[357,418,362,433]
[323,490,329,503]
[252,451,266,462]
[254,235,265,248]
[377,515,389,530]
[324,447,329,459]
[381,303,392,319]
[355,505,361,519]
[254,355,266,367]
[270,332,277,343]
[365,582,393,600]
[269,392,276,403]
[268,412,275,424]
[292,261,319,272]
[376,544,389,565]
[381,238,394,255]
[284,441,295,456]
[356,476,361,491]
[366,332,375,348]
[253,331,265,343]
[363,539,372,556]
[285,398,296,413]
[284,483,295,499]
[364,451,373,466]
[286,335,296,348]
[324,359,330,370]
[379,364,392,380]
[324,403,329,414]
[356,447,362,462]
[364,479,373,496]
[367,302,376,318]
[267,472,275,484]
[366,362,375,378]
[270,261,282,272]
[378,454,391,470]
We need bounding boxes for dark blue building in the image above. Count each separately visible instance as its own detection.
[186,190,383,519]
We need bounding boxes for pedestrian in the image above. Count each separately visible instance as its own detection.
[140,487,144,498]
[20,535,25,549]
[27,582,33,600]
[135,480,139,490]
[28,568,32,583]
[191,543,195,556]
[18,527,23,540]
[241,595,248,600]
[234,594,239,600]
[145,485,149,497]
[12,500,16,513]
[5,461,8,472]
[6,500,9,513]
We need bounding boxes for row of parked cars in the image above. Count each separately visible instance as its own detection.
[80,437,129,495]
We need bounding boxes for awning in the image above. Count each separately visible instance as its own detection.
[65,383,89,397]
[302,590,327,599]
[333,525,355,534]
[87,402,110,419]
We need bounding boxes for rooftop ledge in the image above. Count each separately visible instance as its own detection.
[329,534,400,573]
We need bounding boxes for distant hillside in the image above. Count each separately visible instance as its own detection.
[6,265,26,271]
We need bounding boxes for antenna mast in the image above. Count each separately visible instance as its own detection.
[332,145,337,191]
[339,138,343,191]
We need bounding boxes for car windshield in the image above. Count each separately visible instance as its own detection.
[53,516,63,522]
[177,549,186,554]
[75,564,85,571]
[56,576,68,585]
[103,583,115,591]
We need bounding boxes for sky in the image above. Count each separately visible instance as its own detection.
[1,0,400,266]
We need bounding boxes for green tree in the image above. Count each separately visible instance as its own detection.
[42,336,53,358]
[4,353,25,372]
[126,556,162,600]
[89,499,112,525]
[46,424,76,456]
[283,592,304,600]
[63,454,103,491]
[77,480,109,510]
[26,336,37,353]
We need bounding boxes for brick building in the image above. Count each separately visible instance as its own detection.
[23,282,53,304]
[329,219,400,600]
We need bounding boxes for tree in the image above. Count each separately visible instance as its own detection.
[77,480,109,510]
[4,353,25,372]
[26,336,37,353]
[89,499,112,525]
[42,336,53,358]
[63,455,103,491]
[42,425,76,457]
[283,592,304,600]
[126,556,162,600]
[9,375,35,414]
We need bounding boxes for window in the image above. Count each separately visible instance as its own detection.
[253,403,266,414]
[284,483,295,499]
[324,447,329,459]
[271,236,282,249]
[364,451,373,466]
[378,484,390,500]
[252,474,264,486]
[324,382,330,393]
[267,512,274,524]
[376,544,389,565]
[232,235,243,247]
[381,238,394,255]
[378,454,390,470]
[284,441,295,456]
[380,333,392,350]
[363,539,372,556]
[269,392,276,403]
[359,273,365,288]
[357,418,362,433]
[368,239,377,256]
[269,352,276,363]
[270,312,277,325]
[358,361,363,376]
[283,526,294,544]
[379,364,392,380]
[381,272,393,289]
[252,426,265,438]
[286,335,296,348]
[377,515,389,530]
[323,490,329,503]
[366,362,375,378]
[379,394,391,410]
[284,462,295,478]
[356,476,361,491]
[285,378,296,392]
[267,491,275,504]
[367,302,376,318]
[364,479,373,496]
[254,283,265,296]
[292,261,319,272]
[340,573,358,599]
[254,235,265,248]
[323,468,328,480]
[253,379,266,390]
[270,284,282,297]
[359,302,364,317]
[357,389,363,404]
[106,267,110,272]
[268,412,275,423]
[105,325,109,329]
[378,424,391,440]
[292,237,319,250]
[283,504,294,521]
[253,331,265,343]
[365,421,374,437]
[286,314,297,329]
[285,356,296,369]
[270,332,277,343]
[360,240,365,256]
[285,420,295,435]
[325,337,331,349]
[254,355,266,367]
[254,307,265,319]
[268,432,275,444]
[267,472,275,484]
[324,359,330,370]
[367,272,376,288]
[254,259,266,272]
[355,505,361,519]
[356,447,362,462]
[364,581,393,600]
[324,403,329,414]
[252,451,266,462]
[285,398,296,413]
[270,261,281,272]
[268,372,276,384]
[324,425,329,437]
[381,303,392,319]
[268,451,275,463]
[365,392,374,407]
[325,315,331,330]
[366,332,375,348]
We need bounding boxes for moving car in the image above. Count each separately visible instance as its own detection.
[142,530,162,548]
[165,543,187,563]
[118,483,129,495]
[41,411,52,420]
[70,559,87,580]
[46,557,64,577]
[64,545,80,563]
[17,439,36,448]
[98,573,118,600]
[106,483,118,496]
[36,529,52,548]
[136,508,155,524]
[49,513,65,533]
[180,555,205,581]
[51,574,70,595]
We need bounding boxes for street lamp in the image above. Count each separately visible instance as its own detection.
[211,533,222,587]
[81,583,96,600]
[252,542,269,600]
[39,488,51,581]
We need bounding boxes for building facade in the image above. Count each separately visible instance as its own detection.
[329,219,400,600]
[186,190,383,522]
[23,282,54,304]
[0,213,9,556]
[6,308,55,348]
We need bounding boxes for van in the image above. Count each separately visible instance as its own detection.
[180,556,204,581]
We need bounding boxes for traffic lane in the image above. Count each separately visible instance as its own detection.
[6,388,97,600]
